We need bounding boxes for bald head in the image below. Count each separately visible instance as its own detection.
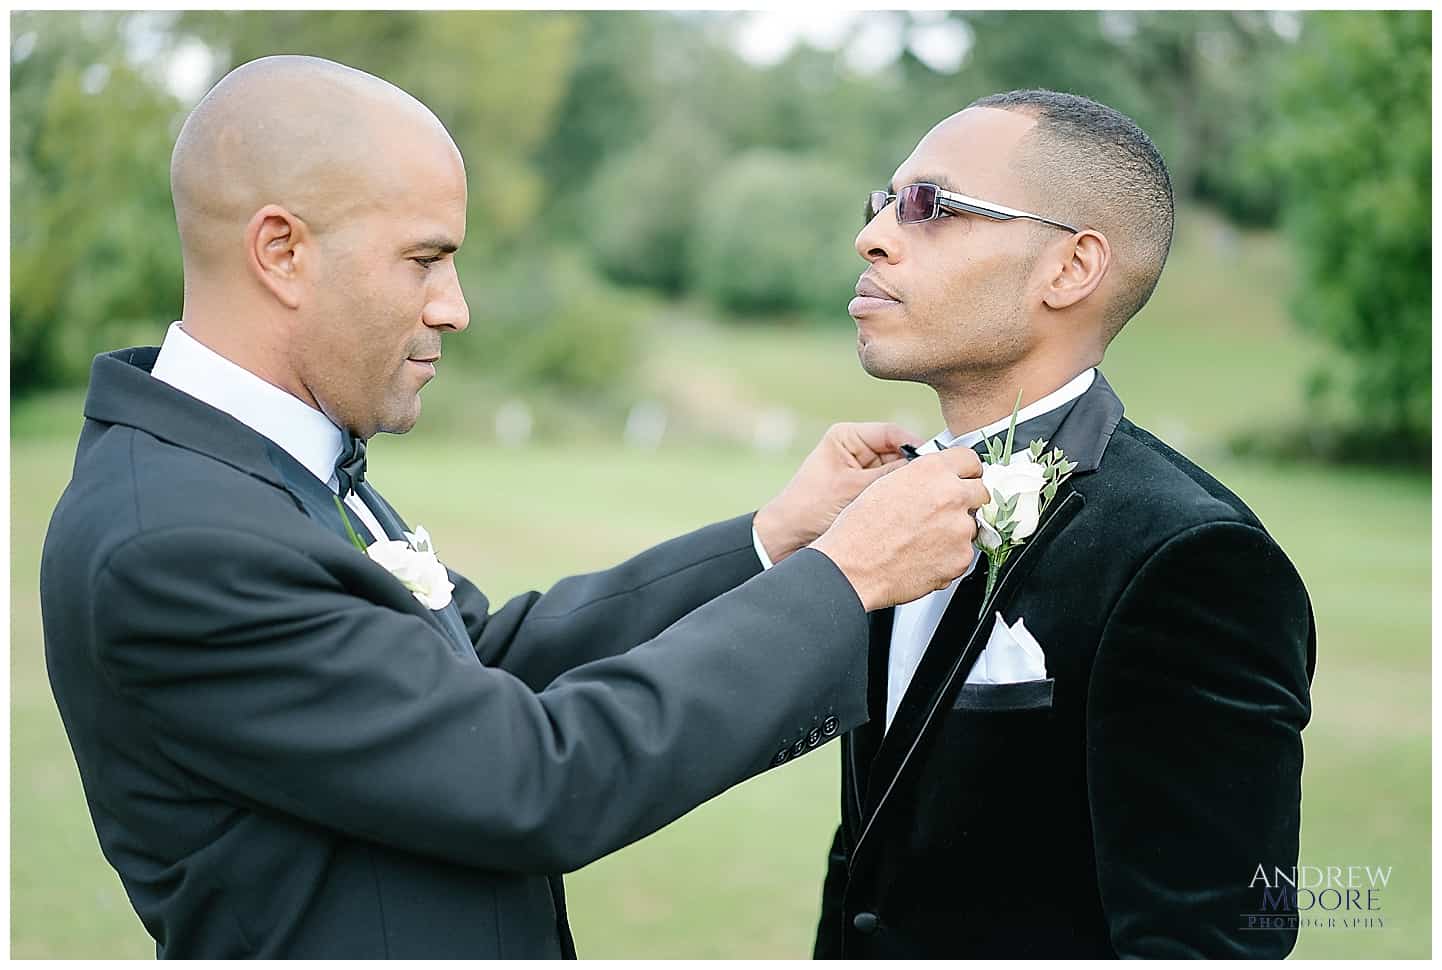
[171,55,460,270]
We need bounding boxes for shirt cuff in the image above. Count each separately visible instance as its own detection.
[752,524,776,570]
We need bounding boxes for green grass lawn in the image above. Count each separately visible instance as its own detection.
[10,208,1429,957]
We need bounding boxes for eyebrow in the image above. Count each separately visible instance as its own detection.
[887,174,960,194]
[407,237,460,254]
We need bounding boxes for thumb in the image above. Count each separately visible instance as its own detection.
[844,422,926,467]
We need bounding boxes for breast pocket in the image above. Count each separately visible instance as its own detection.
[952,677,1055,713]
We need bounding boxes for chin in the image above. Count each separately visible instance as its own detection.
[378,399,422,436]
[857,343,912,382]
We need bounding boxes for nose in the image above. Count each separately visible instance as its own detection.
[424,260,469,333]
[855,203,902,266]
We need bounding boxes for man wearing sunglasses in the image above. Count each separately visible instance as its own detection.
[811,90,1315,958]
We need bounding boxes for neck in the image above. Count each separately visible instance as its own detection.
[180,294,319,412]
[935,352,1097,437]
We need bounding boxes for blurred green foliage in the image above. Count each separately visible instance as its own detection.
[10,12,184,393]
[583,115,727,294]
[691,150,865,317]
[7,9,1432,456]
[957,11,1294,224]
[1262,11,1431,453]
[174,10,580,257]
[453,247,645,397]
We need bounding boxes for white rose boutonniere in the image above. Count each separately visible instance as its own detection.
[334,498,455,610]
[976,452,1046,551]
[974,391,1077,617]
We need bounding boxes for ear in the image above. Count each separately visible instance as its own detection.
[1040,229,1110,311]
[245,204,311,310]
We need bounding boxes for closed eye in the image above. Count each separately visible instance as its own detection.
[413,255,444,268]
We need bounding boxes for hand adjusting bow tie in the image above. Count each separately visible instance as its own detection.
[334,431,368,500]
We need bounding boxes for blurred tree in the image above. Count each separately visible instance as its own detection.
[583,114,727,294]
[534,10,659,232]
[448,245,642,396]
[1114,11,1291,225]
[690,150,866,319]
[1263,10,1431,448]
[10,12,185,393]
[175,11,580,252]
[10,11,604,396]
[12,6,1426,448]
[952,10,1289,224]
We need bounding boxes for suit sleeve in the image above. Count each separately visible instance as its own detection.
[93,525,866,875]
[1086,521,1315,958]
[449,513,765,690]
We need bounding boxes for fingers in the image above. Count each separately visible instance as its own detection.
[958,479,991,513]
[855,454,910,487]
[934,445,984,479]
[834,422,925,468]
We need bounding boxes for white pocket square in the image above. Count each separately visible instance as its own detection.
[966,612,1048,685]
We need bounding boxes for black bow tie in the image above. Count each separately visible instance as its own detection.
[900,439,957,461]
[900,437,1008,463]
[334,432,367,500]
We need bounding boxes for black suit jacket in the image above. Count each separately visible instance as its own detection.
[41,347,870,958]
[814,372,1316,959]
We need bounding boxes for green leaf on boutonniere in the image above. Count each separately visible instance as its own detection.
[1000,389,1023,462]
[1029,438,1046,459]
[333,495,369,553]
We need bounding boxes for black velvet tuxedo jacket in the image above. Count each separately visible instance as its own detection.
[814,372,1316,959]
[41,347,870,958]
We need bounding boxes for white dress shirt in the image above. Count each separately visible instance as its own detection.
[150,322,389,541]
[883,368,1095,730]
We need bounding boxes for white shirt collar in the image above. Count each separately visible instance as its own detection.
[150,322,345,487]
[920,368,1096,454]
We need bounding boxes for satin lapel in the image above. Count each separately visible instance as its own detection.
[265,442,377,546]
[858,490,1084,821]
[848,371,1125,865]
[856,396,1085,815]
[861,574,983,820]
[1043,369,1125,476]
[845,608,893,826]
[356,481,477,663]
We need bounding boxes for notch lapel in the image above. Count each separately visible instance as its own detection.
[265,441,377,547]
[84,347,478,662]
[264,446,476,663]
[355,481,478,664]
[845,608,894,824]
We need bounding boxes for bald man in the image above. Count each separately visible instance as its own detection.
[40,56,992,958]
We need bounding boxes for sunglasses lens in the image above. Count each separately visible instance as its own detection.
[865,191,889,227]
[897,183,937,223]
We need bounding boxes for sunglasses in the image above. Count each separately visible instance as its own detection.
[865,182,1079,234]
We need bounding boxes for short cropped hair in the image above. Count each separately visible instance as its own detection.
[968,89,1174,339]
